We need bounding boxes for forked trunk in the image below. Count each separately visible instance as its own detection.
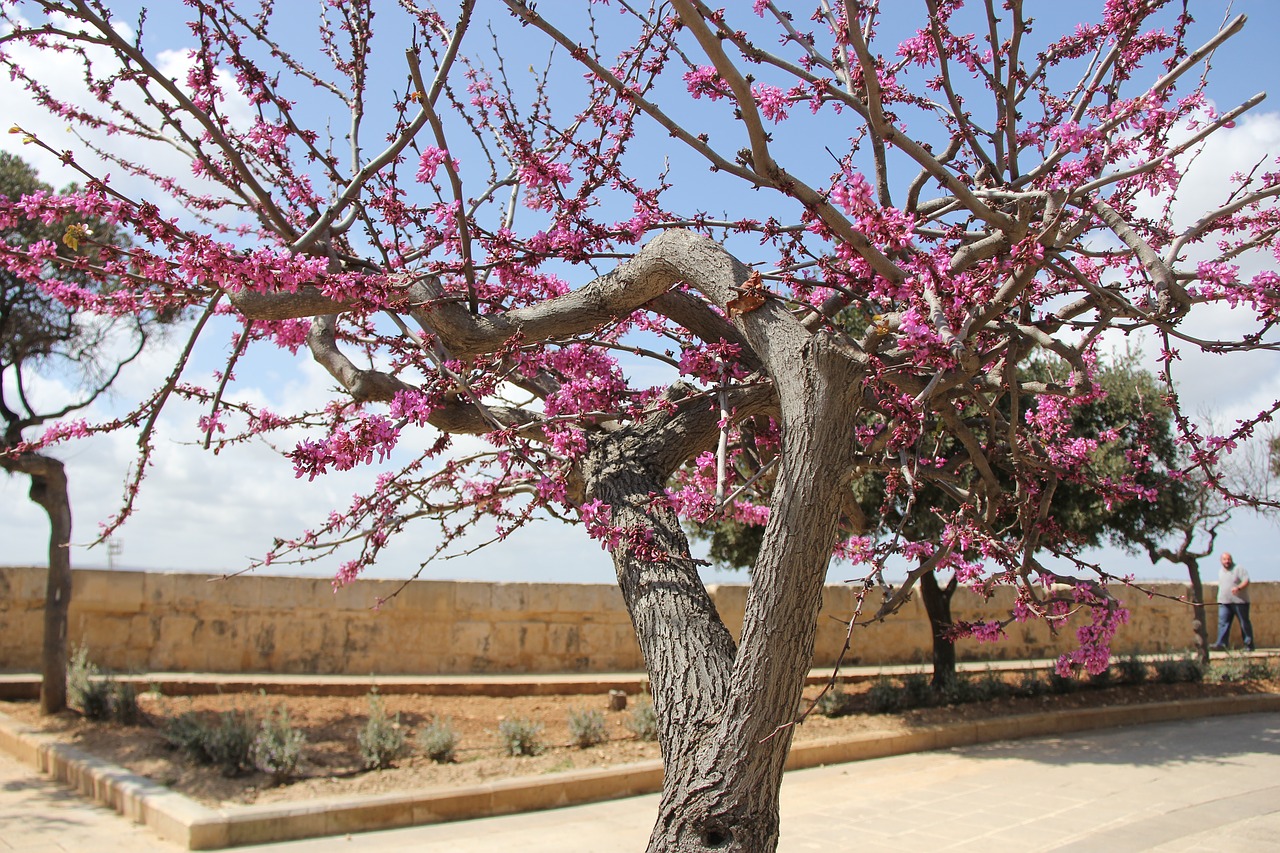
[586,337,860,852]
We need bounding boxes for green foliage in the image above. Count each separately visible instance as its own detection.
[899,672,933,707]
[416,717,460,763]
[1087,665,1115,688]
[497,718,545,757]
[971,669,1013,701]
[1015,671,1047,697]
[938,670,1012,704]
[163,710,257,777]
[0,152,143,384]
[357,691,407,770]
[67,644,106,718]
[1153,653,1205,684]
[1206,654,1273,684]
[251,706,306,784]
[864,677,903,714]
[1046,670,1077,694]
[687,515,766,571]
[567,708,608,748]
[106,681,141,725]
[626,699,659,741]
[1116,655,1149,684]
[65,645,140,724]
[813,687,856,718]
[161,712,205,757]
[206,712,257,776]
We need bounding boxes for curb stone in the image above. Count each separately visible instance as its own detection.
[2,693,1279,849]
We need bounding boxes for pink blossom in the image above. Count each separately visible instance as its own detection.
[683,66,730,100]
[416,147,457,183]
[751,83,790,122]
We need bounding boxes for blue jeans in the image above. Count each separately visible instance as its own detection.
[1215,603,1254,649]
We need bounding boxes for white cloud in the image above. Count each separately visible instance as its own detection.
[0,9,253,222]
[1118,109,1280,421]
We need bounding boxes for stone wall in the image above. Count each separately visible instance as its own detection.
[0,567,1274,674]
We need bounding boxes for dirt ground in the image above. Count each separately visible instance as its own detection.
[4,674,1277,808]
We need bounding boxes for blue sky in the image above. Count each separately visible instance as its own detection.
[2,1,1279,587]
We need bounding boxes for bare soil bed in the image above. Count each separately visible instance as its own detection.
[4,675,1278,809]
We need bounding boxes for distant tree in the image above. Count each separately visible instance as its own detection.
[1138,475,1228,662]
[1139,429,1278,662]
[0,152,149,714]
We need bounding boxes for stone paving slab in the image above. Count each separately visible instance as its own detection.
[0,749,182,853]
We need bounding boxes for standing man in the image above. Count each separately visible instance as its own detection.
[1212,552,1255,652]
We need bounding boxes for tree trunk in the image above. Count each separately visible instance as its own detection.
[584,336,859,852]
[1186,561,1208,665]
[21,454,72,715]
[920,570,958,688]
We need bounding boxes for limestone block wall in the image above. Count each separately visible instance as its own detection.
[0,566,1274,674]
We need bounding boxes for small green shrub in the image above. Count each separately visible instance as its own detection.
[252,706,306,784]
[207,712,256,776]
[163,710,256,776]
[1011,671,1043,697]
[626,699,659,741]
[1088,666,1115,688]
[1154,654,1204,684]
[970,670,1013,702]
[934,675,971,705]
[498,718,545,757]
[107,681,141,725]
[937,671,1010,705]
[78,680,114,720]
[567,708,608,748]
[66,646,142,724]
[67,645,111,720]
[1116,655,1148,684]
[1046,670,1076,694]
[1207,654,1273,683]
[864,677,901,714]
[813,687,856,718]
[357,691,407,770]
[899,672,933,710]
[162,712,206,757]
[417,717,460,763]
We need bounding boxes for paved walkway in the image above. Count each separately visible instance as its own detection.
[3,711,1279,852]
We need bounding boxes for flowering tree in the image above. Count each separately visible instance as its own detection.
[2,1,1278,849]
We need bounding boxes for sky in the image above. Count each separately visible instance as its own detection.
[2,1,1280,588]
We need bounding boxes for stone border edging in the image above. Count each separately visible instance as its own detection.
[3,693,1279,849]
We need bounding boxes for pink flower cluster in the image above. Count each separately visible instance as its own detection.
[683,66,730,100]
[416,147,459,183]
[289,416,401,481]
[580,499,620,550]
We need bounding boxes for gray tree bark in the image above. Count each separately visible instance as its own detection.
[6,452,72,714]
[583,334,861,852]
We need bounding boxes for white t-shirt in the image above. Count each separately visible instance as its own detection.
[1218,565,1250,604]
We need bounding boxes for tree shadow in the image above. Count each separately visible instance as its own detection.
[956,711,1280,768]
[1,773,142,839]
